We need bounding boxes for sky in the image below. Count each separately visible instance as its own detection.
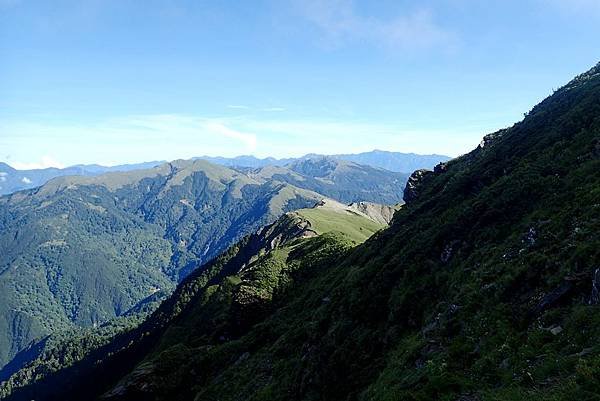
[1,0,600,169]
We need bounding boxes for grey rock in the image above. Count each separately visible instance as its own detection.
[403,169,433,205]
[441,240,461,263]
[590,268,600,305]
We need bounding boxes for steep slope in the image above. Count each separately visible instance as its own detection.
[14,61,600,401]
[0,201,391,399]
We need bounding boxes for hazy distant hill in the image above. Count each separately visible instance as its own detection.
[199,150,450,173]
[0,151,447,196]
[0,161,163,196]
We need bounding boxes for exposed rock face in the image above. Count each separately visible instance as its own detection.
[530,281,575,318]
[347,201,399,225]
[440,240,462,263]
[590,268,600,305]
[433,162,448,174]
[403,169,433,205]
[255,213,317,252]
[478,129,506,149]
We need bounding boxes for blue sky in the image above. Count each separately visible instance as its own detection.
[1,0,599,168]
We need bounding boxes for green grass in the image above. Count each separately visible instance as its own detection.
[294,208,385,243]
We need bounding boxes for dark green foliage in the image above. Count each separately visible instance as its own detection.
[0,311,151,398]
[0,207,373,399]
[0,159,401,371]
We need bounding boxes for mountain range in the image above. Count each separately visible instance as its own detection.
[0,157,405,372]
[0,161,163,196]
[198,150,451,172]
[0,151,450,196]
[1,62,599,401]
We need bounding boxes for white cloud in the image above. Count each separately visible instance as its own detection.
[10,156,65,170]
[116,114,258,152]
[200,121,258,152]
[0,115,260,166]
[292,0,456,51]
[235,118,484,157]
[21,177,32,184]
[227,105,287,112]
[0,112,488,166]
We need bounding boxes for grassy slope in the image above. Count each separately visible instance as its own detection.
[294,207,385,243]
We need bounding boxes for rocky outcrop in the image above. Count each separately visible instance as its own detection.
[590,268,600,305]
[347,201,399,225]
[478,129,507,149]
[403,169,433,205]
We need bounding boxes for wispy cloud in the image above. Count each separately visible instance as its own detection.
[97,114,258,154]
[227,105,287,113]
[0,115,259,166]
[201,121,257,151]
[0,113,487,167]
[232,118,484,157]
[292,0,457,51]
[10,156,65,170]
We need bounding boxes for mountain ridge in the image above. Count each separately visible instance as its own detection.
[0,199,392,399]
[0,157,404,371]
[0,151,449,196]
